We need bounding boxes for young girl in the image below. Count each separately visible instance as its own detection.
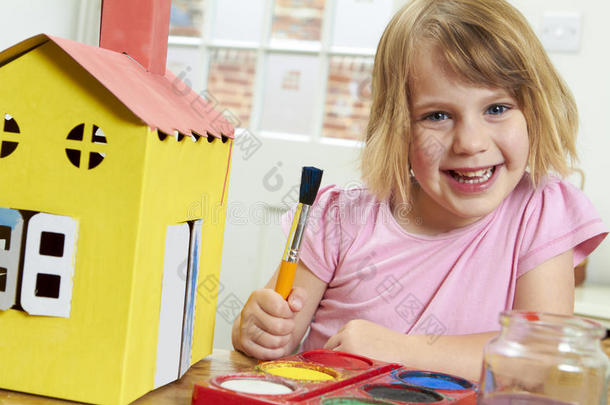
[232,0,608,381]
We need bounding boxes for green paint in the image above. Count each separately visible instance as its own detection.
[322,398,393,405]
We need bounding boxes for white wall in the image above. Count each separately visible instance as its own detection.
[0,0,81,50]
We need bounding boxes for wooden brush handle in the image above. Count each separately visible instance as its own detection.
[275,261,298,299]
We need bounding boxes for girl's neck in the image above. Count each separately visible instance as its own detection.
[391,183,483,236]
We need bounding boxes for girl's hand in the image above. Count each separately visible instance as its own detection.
[232,287,307,360]
[323,319,405,363]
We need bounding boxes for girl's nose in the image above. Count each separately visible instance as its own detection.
[451,117,490,155]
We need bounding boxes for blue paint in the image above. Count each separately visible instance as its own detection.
[180,219,203,376]
[0,207,21,228]
[397,371,472,390]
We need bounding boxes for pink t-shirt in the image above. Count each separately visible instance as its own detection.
[281,174,607,351]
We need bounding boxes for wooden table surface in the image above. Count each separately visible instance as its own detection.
[1,340,609,404]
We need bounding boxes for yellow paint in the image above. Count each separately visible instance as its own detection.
[265,366,335,381]
[0,37,232,405]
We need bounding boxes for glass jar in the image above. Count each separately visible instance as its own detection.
[478,311,609,404]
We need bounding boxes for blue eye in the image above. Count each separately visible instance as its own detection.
[425,112,450,121]
[486,104,509,115]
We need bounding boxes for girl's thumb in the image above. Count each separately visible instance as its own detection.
[287,287,307,312]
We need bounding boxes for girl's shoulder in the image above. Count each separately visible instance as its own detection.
[282,184,381,236]
[313,184,380,209]
[508,173,592,213]
[509,174,608,275]
[306,184,384,235]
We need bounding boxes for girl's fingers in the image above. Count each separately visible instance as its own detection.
[323,333,341,350]
[244,304,295,336]
[287,287,307,312]
[242,320,292,350]
[239,332,290,360]
[256,290,294,319]
[235,288,299,359]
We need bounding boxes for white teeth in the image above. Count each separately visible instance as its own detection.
[451,167,494,183]
[454,168,489,177]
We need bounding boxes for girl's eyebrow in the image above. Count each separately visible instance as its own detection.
[410,99,455,112]
[411,89,516,111]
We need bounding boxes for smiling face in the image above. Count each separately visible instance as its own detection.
[406,47,529,233]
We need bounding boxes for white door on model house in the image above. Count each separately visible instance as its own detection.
[163,0,397,349]
[154,219,203,388]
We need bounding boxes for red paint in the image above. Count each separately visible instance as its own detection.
[302,350,373,370]
[442,164,500,194]
[523,312,540,321]
[221,140,233,204]
[16,34,234,139]
[192,349,477,404]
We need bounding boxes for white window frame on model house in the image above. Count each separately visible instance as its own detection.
[167,0,395,147]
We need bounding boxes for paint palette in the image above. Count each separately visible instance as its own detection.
[192,349,476,404]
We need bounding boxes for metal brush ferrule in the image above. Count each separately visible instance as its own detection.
[282,203,311,263]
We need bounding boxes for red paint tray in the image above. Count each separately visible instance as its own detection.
[192,349,477,404]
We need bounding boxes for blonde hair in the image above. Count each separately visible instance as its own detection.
[361,0,578,204]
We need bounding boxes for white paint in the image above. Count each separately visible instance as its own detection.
[20,213,78,318]
[154,223,190,389]
[220,379,294,395]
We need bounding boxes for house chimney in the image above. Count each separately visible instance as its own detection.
[99,0,171,75]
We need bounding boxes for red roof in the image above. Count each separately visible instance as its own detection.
[0,34,234,139]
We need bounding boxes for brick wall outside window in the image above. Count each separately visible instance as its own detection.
[170,0,375,140]
[323,56,373,140]
[272,0,326,42]
[207,48,257,129]
[170,0,205,37]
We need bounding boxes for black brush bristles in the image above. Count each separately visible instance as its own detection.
[299,166,323,205]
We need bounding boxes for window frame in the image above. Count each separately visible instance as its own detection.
[167,0,388,147]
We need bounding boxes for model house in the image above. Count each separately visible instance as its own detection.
[0,0,233,403]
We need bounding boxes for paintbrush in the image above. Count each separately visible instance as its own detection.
[274,166,323,299]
